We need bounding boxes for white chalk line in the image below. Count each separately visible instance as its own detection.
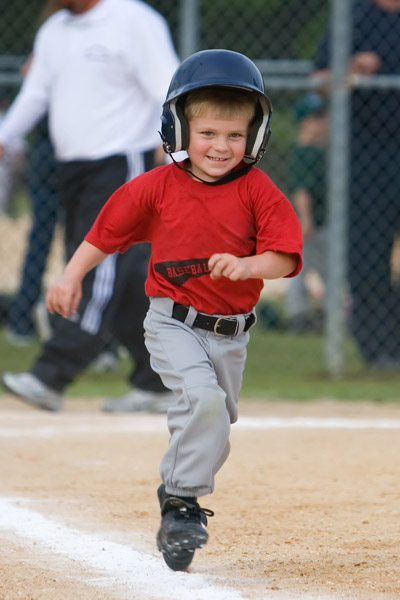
[0,498,246,600]
[0,497,340,600]
[237,416,400,430]
[0,498,340,600]
[1,414,400,439]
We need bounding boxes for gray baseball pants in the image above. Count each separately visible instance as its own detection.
[144,296,254,498]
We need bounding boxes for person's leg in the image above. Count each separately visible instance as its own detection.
[101,244,175,413]
[109,244,165,391]
[349,149,400,365]
[144,297,249,497]
[286,234,326,332]
[7,130,59,339]
[305,226,327,328]
[285,265,308,319]
[144,297,250,570]
[101,148,175,411]
[32,155,129,391]
[285,241,310,332]
[308,226,328,293]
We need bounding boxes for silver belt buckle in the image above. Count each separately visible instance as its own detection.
[213,316,239,336]
[213,316,225,336]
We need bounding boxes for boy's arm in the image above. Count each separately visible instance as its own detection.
[208,250,298,282]
[46,241,109,318]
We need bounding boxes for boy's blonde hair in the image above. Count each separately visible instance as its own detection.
[183,87,257,122]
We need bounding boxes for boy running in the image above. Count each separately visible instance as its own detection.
[46,49,303,571]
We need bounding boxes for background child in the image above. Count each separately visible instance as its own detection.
[46,49,303,571]
[285,93,329,333]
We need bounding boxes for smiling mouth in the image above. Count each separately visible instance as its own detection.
[207,156,228,162]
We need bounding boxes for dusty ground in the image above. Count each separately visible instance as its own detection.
[0,214,64,293]
[0,395,399,600]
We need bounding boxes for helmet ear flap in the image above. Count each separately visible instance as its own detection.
[161,97,189,154]
[160,105,175,153]
[245,96,272,162]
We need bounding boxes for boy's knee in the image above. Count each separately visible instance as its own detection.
[190,385,228,422]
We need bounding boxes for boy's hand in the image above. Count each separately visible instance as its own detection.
[46,274,82,319]
[208,253,250,281]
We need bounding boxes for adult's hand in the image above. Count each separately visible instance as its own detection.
[349,52,381,75]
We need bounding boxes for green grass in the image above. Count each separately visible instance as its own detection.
[0,329,133,399]
[243,326,400,402]
[1,326,400,403]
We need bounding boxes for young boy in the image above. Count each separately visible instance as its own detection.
[46,49,303,571]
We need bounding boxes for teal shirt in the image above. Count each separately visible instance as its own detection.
[287,145,326,227]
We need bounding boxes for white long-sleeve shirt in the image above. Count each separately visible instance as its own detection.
[0,0,179,160]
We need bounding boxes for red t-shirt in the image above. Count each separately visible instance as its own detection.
[86,162,303,315]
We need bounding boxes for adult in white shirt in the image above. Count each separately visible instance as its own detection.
[0,0,180,412]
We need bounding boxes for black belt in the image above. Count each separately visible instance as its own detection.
[172,303,256,336]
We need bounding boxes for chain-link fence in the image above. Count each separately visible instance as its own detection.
[0,0,399,377]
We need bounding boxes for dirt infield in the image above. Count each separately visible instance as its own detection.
[0,396,399,600]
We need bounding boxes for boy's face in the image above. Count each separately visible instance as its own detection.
[187,114,249,182]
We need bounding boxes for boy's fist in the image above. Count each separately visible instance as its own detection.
[208,253,250,281]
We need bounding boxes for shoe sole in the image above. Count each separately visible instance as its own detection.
[156,527,208,571]
[160,546,195,571]
[2,376,62,412]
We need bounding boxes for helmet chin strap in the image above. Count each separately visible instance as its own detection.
[159,131,255,186]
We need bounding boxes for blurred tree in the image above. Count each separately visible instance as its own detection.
[200,0,329,59]
[0,0,43,54]
[1,0,329,59]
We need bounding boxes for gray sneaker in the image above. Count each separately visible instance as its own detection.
[89,350,120,373]
[102,388,175,414]
[2,372,64,412]
[5,328,34,347]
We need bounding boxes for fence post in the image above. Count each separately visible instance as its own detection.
[325,0,352,377]
[179,0,200,59]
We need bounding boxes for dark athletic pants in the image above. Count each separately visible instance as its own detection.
[349,139,400,363]
[32,153,165,393]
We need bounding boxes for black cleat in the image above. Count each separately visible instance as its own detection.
[156,484,214,571]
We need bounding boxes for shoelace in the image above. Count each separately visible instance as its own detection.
[162,496,214,520]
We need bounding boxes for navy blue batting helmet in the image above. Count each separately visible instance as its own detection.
[160,49,272,163]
